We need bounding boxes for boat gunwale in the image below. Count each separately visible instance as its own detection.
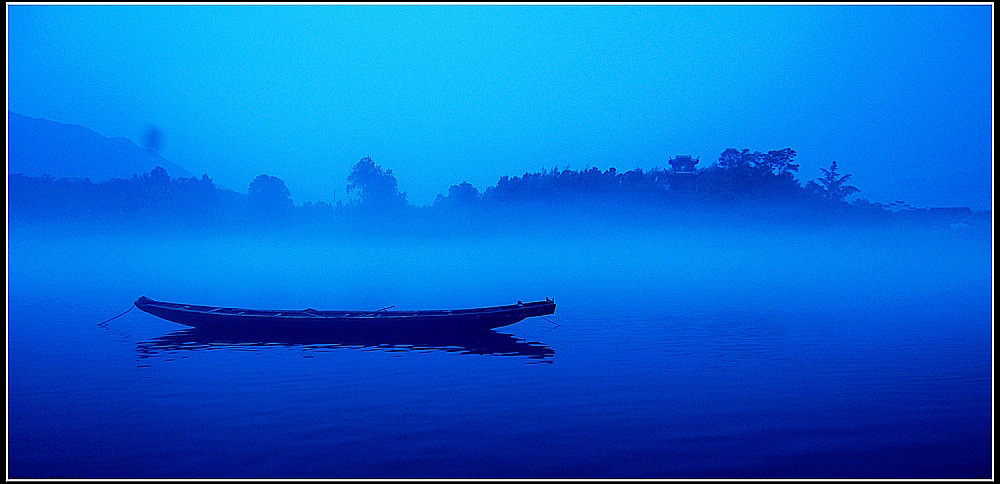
[136,298,554,320]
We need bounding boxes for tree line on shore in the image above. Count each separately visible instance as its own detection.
[7,147,973,229]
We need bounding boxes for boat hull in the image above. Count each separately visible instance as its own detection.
[134,297,556,333]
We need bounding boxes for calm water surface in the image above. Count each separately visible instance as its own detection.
[7,225,992,478]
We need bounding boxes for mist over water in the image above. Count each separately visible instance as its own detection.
[10,214,992,311]
[7,217,991,478]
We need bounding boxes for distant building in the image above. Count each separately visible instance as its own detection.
[893,206,975,229]
[667,154,699,191]
[927,207,973,220]
[927,207,974,228]
[668,155,699,173]
[884,200,918,213]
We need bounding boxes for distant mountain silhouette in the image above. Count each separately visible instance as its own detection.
[7,112,193,181]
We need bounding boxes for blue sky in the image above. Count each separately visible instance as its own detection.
[7,4,993,209]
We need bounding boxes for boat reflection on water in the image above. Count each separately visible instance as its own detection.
[137,326,554,362]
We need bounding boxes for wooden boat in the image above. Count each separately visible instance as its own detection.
[134,296,556,332]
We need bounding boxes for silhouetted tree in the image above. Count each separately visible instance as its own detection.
[9,166,233,223]
[717,148,759,172]
[145,165,171,185]
[299,200,335,220]
[700,148,803,200]
[248,174,293,210]
[806,161,859,202]
[759,148,799,176]
[346,156,408,211]
[476,165,672,211]
[434,181,481,207]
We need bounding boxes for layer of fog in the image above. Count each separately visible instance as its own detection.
[9,220,991,323]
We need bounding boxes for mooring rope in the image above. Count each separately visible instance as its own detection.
[540,315,560,327]
[98,304,136,326]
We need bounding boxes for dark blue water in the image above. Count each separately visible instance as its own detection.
[7,224,992,478]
